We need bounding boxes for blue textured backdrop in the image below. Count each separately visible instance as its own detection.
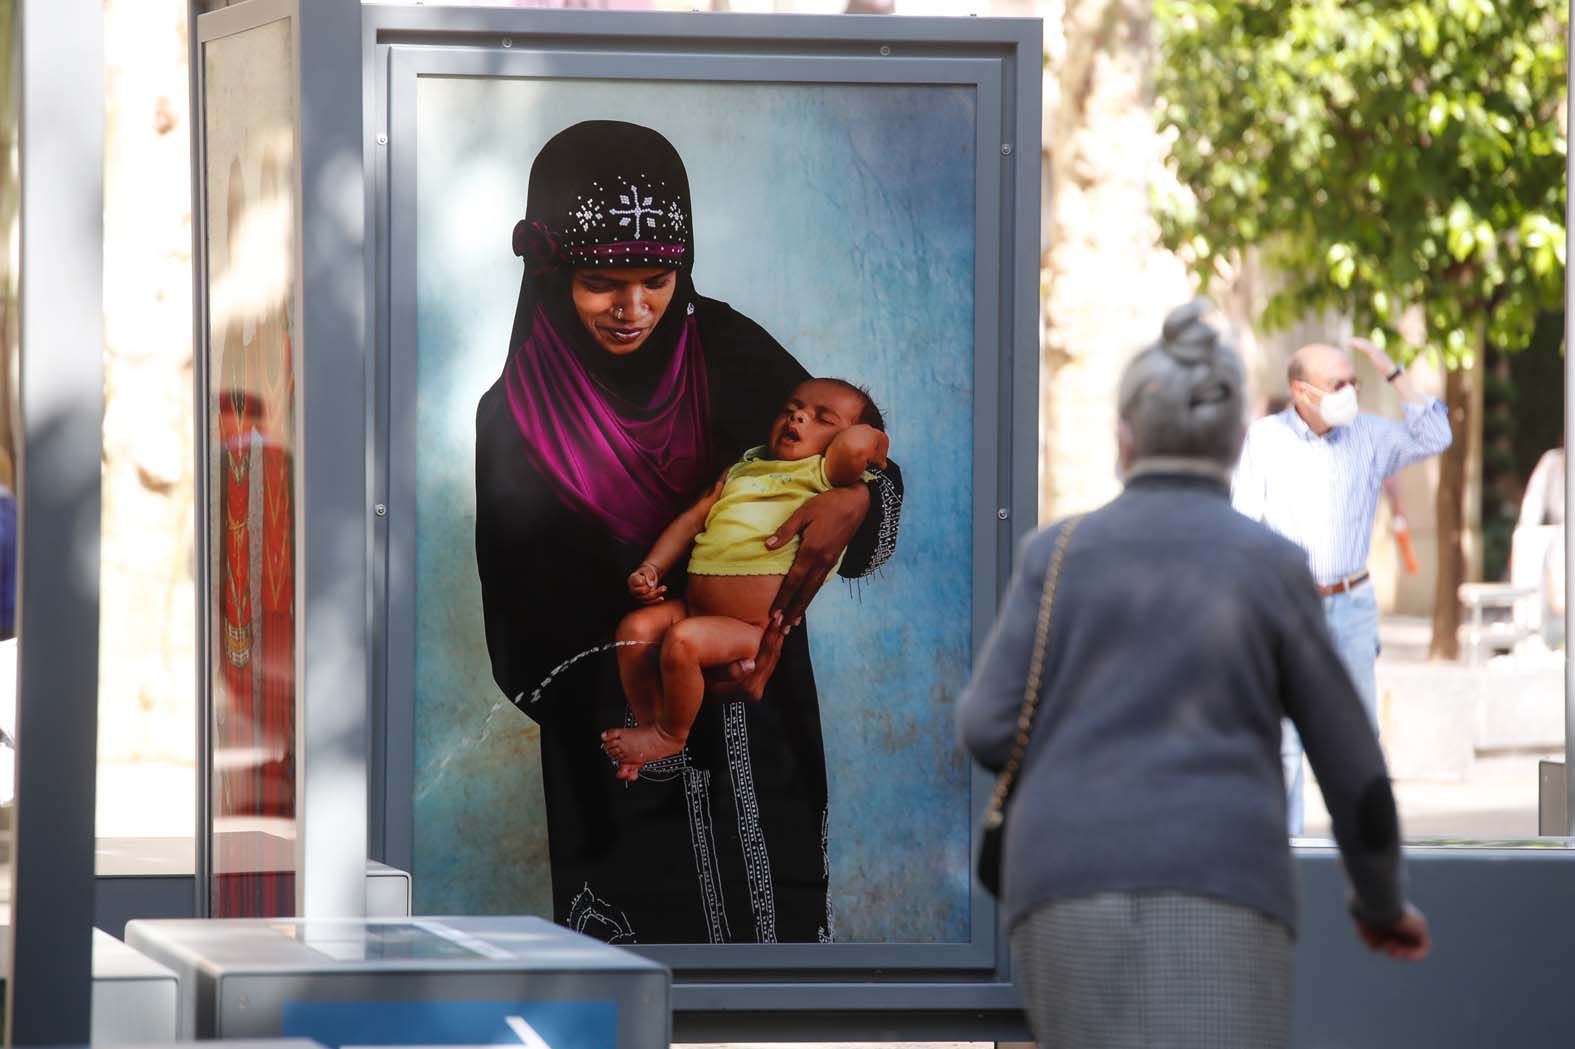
[411,76,976,942]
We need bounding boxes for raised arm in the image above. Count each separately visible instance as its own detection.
[825,424,890,487]
[1351,338,1453,477]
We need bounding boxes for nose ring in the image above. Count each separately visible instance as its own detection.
[611,305,625,320]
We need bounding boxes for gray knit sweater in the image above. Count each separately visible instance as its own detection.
[956,472,1404,935]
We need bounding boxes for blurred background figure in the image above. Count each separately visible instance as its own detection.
[1513,439,1565,650]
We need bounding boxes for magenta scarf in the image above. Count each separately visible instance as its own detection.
[504,305,712,548]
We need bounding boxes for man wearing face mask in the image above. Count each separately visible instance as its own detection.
[1233,337,1452,834]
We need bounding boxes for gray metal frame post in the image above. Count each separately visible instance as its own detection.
[193,0,368,919]
[186,0,211,919]
[5,0,104,1041]
[294,0,368,920]
[1565,0,1574,836]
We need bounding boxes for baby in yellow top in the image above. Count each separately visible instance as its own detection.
[601,378,890,781]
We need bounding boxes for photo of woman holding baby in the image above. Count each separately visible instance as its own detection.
[473,121,904,944]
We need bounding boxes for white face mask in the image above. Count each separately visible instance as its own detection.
[1315,384,1359,428]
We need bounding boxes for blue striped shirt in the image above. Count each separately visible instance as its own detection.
[1231,400,1452,585]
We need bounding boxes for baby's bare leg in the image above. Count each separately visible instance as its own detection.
[614,602,686,729]
[602,616,763,780]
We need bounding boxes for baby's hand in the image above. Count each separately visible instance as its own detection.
[628,562,667,604]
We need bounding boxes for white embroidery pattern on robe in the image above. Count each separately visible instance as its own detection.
[724,701,777,943]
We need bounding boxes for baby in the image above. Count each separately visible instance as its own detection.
[601,377,890,781]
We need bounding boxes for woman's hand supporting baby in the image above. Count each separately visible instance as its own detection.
[767,424,889,627]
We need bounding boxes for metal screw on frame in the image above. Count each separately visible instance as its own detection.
[879,45,892,56]
[376,133,388,146]
[375,504,388,518]
[502,37,513,48]
[997,508,1010,520]
[1001,143,1014,156]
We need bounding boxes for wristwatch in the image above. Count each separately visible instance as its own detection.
[1386,365,1404,383]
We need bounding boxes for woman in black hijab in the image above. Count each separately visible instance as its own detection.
[474,120,902,944]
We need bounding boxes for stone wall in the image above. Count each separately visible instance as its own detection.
[1038,0,1192,520]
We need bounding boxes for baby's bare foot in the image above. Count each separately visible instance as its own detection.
[601,726,685,775]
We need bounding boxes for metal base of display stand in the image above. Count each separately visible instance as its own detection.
[126,915,669,1048]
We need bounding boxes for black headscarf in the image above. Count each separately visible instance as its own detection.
[498,121,714,547]
[507,120,698,405]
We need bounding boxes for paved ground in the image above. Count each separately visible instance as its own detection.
[1303,750,1558,839]
[1301,615,1565,839]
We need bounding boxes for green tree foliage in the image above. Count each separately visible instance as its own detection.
[1155,0,1566,658]
[1154,0,1566,370]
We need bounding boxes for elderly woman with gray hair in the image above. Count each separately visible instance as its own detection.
[957,302,1430,1049]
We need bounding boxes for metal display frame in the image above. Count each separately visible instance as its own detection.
[363,3,1041,1021]
[192,0,370,920]
[1564,0,1575,836]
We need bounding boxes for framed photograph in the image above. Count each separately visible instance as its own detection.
[196,0,302,919]
[371,8,1040,986]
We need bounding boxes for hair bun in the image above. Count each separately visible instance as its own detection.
[1188,380,1232,408]
[1159,299,1227,365]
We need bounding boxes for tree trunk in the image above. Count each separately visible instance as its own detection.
[1040,0,1191,520]
[1429,367,1470,660]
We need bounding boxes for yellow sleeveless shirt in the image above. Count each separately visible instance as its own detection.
[688,446,868,577]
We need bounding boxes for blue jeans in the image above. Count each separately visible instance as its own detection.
[1283,585,1379,835]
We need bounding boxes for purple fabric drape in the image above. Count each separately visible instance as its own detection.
[504,305,712,547]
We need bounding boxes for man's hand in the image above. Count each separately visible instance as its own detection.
[764,483,872,627]
[1350,335,1429,404]
[1350,335,1397,377]
[627,562,666,605]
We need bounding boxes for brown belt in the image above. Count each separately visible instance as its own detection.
[1317,571,1369,597]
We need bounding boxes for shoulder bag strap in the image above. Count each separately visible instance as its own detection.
[982,514,1082,830]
